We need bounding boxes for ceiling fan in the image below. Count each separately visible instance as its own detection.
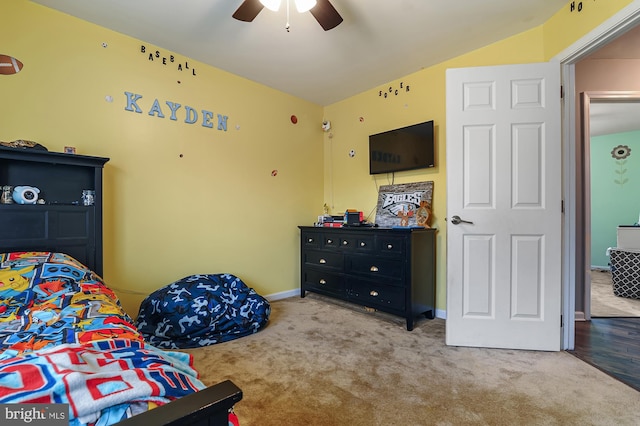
[233,0,343,31]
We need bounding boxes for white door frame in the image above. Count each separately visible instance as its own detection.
[555,0,640,350]
[581,91,640,321]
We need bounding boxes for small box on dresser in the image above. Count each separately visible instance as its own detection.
[299,226,436,330]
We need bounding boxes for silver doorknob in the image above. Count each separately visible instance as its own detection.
[451,215,473,225]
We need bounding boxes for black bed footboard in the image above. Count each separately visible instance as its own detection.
[115,380,243,426]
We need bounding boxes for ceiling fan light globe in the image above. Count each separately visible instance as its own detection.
[295,0,317,13]
[259,0,281,11]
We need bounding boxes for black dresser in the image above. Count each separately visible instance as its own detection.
[0,148,109,275]
[299,226,436,330]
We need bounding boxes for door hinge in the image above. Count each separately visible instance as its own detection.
[560,85,564,99]
[561,200,564,213]
[560,315,563,327]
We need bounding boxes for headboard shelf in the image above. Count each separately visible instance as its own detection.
[0,148,109,275]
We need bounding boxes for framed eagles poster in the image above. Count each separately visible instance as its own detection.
[375,181,433,228]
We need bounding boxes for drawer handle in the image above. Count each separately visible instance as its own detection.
[360,242,366,247]
[342,240,349,245]
[370,266,379,272]
[319,279,326,285]
[327,239,333,244]
[370,290,379,297]
[307,238,314,243]
[319,258,327,264]
[387,244,393,250]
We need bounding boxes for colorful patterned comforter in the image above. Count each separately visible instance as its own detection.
[0,252,206,425]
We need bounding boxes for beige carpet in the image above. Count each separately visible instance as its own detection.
[590,270,640,317]
[184,294,640,426]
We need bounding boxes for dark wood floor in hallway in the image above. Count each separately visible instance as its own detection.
[570,318,640,392]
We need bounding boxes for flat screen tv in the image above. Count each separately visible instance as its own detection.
[369,120,435,174]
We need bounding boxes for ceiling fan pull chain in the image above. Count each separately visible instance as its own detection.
[286,0,291,32]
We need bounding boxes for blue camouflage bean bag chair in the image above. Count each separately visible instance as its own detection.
[135,274,270,349]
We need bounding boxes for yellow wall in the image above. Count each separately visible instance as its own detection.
[2,0,324,315]
[543,0,635,59]
[2,0,636,317]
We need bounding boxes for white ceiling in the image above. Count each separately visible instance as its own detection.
[583,25,640,137]
[30,0,567,106]
[589,102,640,137]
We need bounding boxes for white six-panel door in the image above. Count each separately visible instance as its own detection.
[446,62,562,351]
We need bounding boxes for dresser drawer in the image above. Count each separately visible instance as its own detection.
[347,255,404,280]
[322,234,340,249]
[302,231,321,249]
[336,234,357,250]
[304,269,344,297]
[354,234,375,252]
[348,279,405,311]
[304,250,344,270]
[376,236,406,256]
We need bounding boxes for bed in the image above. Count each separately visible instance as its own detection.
[0,251,242,426]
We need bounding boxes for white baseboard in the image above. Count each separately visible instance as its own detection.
[265,289,299,301]
[574,311,586,321]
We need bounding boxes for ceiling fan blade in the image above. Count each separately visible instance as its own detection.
[309,0,343,31]
[232,0,265,22]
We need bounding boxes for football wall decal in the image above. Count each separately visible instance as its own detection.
[0,54,24,75]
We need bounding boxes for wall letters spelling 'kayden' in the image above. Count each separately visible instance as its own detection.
[124,92,228,131]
